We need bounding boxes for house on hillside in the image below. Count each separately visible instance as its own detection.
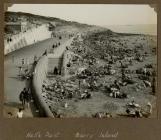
[5,21,28,34]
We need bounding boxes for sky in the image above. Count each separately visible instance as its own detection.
[8,4,157,26]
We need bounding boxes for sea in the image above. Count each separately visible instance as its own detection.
[104,24,157,36]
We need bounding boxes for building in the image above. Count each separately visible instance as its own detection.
[5,21,28,34]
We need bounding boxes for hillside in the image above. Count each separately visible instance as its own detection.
[5,11,93,28]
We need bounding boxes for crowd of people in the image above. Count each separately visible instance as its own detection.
[45,30,156,118]
[19,88,32,109]
[17,87,32,118]
[36,30,156,118]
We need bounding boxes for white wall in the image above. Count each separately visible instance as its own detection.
[4,24,51,55]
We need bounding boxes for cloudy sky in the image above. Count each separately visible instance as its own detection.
[8,4,157,26]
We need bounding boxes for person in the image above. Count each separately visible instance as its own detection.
[22,58,25,65]
[64,102,68,108]
[34,55,37,61]
[61,88,65,96]
[135,110,142,118]
[147,102,152,114]
[25,88,31,108]
[19,89,25,109]
[17,108,23,118]
[42,49,47,56]
[86,91,91,99]
[114,80,120,90]
[126,108,130,114]
[33,55,37,65]
[18,66,23,76]
[24,68,28,75]
[52,44,55,49]
[59,69,61,75]
[121,67,126,82]
[54,67,58,75]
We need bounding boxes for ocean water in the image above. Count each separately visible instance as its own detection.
[104,24,157,36]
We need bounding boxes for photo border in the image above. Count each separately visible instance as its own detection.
[0,0,160,140]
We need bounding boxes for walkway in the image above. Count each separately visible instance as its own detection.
[4,37,68,117]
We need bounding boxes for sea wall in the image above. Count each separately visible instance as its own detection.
[31,37,74,117]
[4,24,51,55]
[32,53,65,117]
[32,56,54,117]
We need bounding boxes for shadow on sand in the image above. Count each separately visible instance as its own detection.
[4,101,22,108]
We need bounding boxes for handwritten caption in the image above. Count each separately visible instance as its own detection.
[26,130,118,139]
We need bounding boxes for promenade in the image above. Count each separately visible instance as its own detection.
[4,36,69,117]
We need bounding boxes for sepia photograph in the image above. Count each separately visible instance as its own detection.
[4,4,157,118]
